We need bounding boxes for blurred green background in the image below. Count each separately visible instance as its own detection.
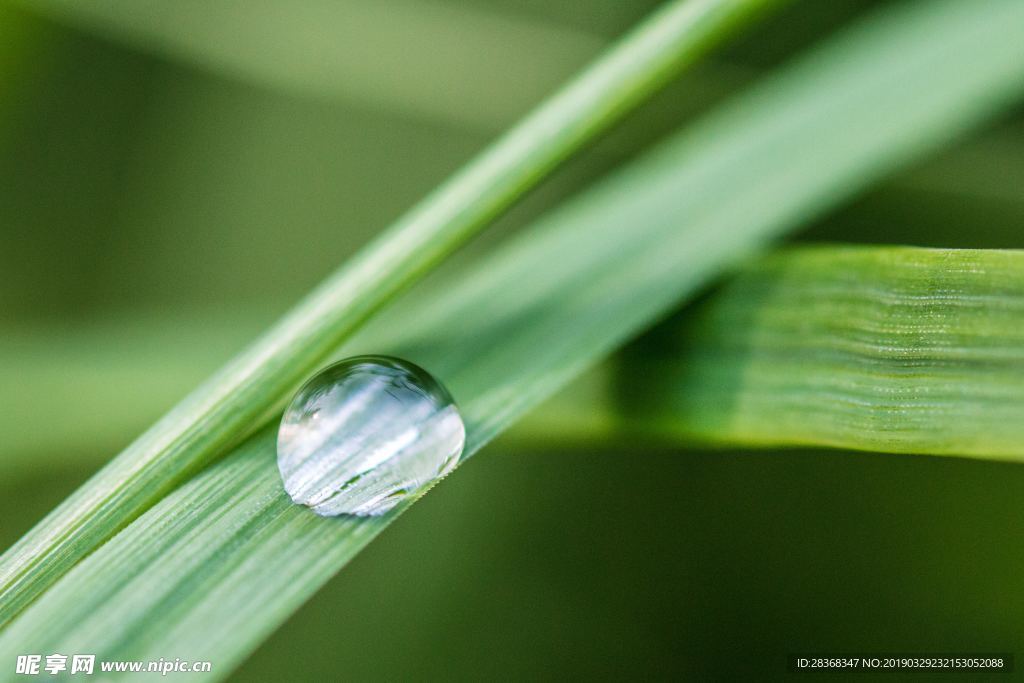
[2,0,1023,678]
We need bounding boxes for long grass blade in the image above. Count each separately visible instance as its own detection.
[2,0,1022,675]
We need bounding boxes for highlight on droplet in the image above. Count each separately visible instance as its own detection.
[276,356,465,516]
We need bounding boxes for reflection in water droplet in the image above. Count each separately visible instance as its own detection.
[277,356,465,517]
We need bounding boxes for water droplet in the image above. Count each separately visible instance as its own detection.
[277,356,465,516]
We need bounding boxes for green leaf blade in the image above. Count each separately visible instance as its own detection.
[626,245,1024,458]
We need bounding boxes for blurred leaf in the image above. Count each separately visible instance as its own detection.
[0,0,779,626]
[8,0,767,135]
[0,312,264,470]
[2,0,1023,676]
[623,245,1024,458]
[11,0,605,130]
[802,120,1024,249]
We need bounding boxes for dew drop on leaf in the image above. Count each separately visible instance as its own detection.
[277,356,465,516]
